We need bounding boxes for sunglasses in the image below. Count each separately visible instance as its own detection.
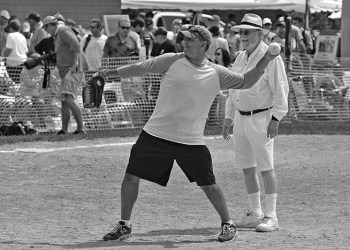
[215,53,222,56]
[120,26,130,30]
[188,26,206,42]
[239,29,259,36]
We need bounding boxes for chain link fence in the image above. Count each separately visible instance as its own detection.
[1,54,350,135]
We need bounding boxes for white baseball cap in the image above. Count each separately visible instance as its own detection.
[263,18,272,25]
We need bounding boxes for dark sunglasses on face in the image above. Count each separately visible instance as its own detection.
[120,26,130,30]
[215,53,222,56]
[239,29,259,36]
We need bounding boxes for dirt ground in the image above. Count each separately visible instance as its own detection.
[0,135,349,250]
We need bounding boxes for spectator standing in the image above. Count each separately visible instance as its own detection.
[293,16,314,54]
[26,12,48,56]
[43,16,84,135]
[207,47,231,125]
[97,24,277,243]
[131,18,145,45]
[272,16,306,55]
[171,18,182,45]
[3,19,28,84]
[206,25,229,62]
[262,18,276,45]
[102,19,139,59]
[225,21,241,62]
[0,10,10,56]
[143,18,155,40]
[150,27,176,57]
[223,13,289,232]
[80,19,107,71]
[208,15,224,38]
[21,21,32,49]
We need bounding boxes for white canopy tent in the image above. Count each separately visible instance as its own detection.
[121,0,342,13]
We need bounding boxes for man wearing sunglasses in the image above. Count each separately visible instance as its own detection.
[95,24,278,243]
[102,19,139,60]
[223,13,289,233]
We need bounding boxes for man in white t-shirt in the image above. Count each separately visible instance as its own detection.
[3,19,28,83]
[94,25,278,243]
[80,19,107,71]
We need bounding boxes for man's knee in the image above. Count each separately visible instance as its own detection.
[243,167,257,178]
[200,183,219,193]
[123,173,140,184]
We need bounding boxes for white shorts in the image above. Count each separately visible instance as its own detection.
[233,110,274,172]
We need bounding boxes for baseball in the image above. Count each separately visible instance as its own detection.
[268,42,281,56]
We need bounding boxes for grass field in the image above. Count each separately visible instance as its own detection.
[0,121,349,249]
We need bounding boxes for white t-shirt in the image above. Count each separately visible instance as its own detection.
[118,53,262,145]
[5,32,28,66]
[80,34,107,71]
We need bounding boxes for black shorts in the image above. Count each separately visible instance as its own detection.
[126,130,216,187]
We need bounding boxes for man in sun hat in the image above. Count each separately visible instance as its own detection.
[92,24,278,242]
[223,13,289,233]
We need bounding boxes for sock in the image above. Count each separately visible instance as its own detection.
[265,193,277,220]
[248,191,263,217]
[120,219,131,226]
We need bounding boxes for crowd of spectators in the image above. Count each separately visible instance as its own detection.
[0,8,346,133]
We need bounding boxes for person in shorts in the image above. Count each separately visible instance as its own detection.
[97,25,278,242]
[43,16,84,135]
[223,14,289,232]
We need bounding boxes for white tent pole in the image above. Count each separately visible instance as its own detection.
[341,0,350,57]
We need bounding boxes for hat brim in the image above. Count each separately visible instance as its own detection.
[231,25,269,35]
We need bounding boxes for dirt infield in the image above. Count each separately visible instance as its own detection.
[0,135,349,250]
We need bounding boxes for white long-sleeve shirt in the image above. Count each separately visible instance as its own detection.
[225,41,289,122]
[117,52,263,145]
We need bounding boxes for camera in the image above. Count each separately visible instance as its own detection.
[24,51,55,70]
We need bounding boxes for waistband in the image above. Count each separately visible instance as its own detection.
[238,107,272,116]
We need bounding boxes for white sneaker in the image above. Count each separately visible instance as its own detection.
[256,216,279,232]
[235,210,264,228]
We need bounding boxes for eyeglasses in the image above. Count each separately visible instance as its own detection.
[89,26,98,29]
[215,53,222,56]
[239,29,259,36]
[263,23,271,26]
[120,26,130,30]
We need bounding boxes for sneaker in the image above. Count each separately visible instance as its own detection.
[218,221,238,242]
[235,210,264,228]
[102,221,132,241]
[256,216,279,232]
[57,130,66,135]
[73,129,86,134]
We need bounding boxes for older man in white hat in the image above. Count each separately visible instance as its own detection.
[223,13,289,232]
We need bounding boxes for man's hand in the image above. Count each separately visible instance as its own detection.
[267,119,279,139]
[222,118,233,141]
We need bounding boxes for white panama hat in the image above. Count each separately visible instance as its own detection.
[231,13,269,35]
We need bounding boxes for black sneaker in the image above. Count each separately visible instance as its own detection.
[218,221,238,242]
[57,130,66,135]
[103,221,132,241]
[73,129,86,134]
